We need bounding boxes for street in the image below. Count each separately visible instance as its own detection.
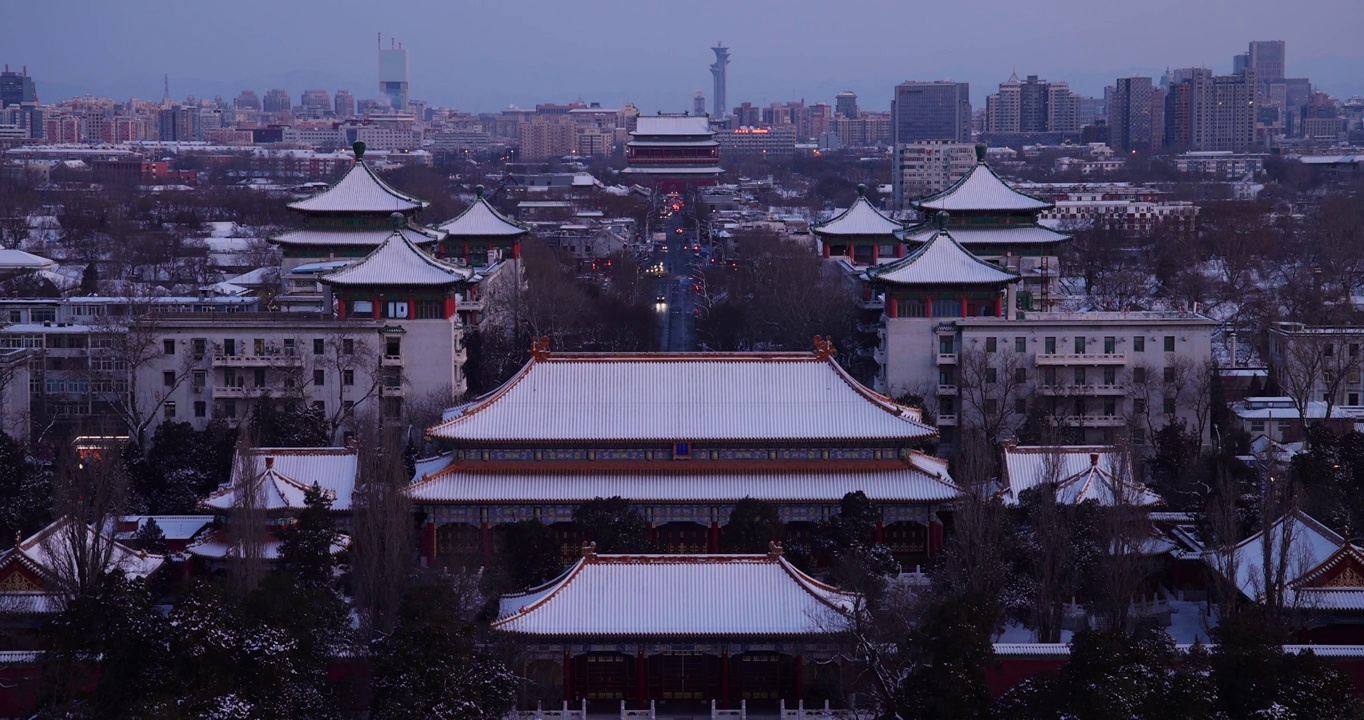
[654,198,699,352]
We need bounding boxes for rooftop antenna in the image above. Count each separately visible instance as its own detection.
[163,74,170,101]
[377,32,381,50]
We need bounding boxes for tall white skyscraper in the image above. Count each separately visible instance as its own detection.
[379,36,409,111]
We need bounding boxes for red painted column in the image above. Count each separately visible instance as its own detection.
[870,243,878,264]
[372,296,381,320]
[897,242,905,258]
[336,298,346,320]
[513,242,522,260]
[928,519,944,557]
[444,295,456,318]
[822,243,830,259]
[875,519,884,545]
[886,297,897,319]
[926,297,933,318]
[960,296,968,317]
[709,521,719,553]
[421,521,437,564]
[996,295,1003,317]
[636,647,647,708]
[721,648,730,709]
[408,296,416,319]
[564,650,573,702]
[794,653,804,702]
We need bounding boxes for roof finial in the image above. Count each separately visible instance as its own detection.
[975,143,987,163]
[581,541,597,559]
[856,183,867,198]
[813,335,835,360]
[936,211,951,231]
[1090,453,1100,467]
[475,184,485,199]
[390,211,405,229]
[768,541,784,559]
[530,336,551,360]
[352,141,366,160]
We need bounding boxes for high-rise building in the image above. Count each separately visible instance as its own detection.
[1233,53,1250,76]
[379,40,409,110]
[1164,68,1256,152]
[300,89,331,116]
[262,89,291,114]
[891,81,971,144]
[234,90,260,110]
[1248,41,1286,85]
[986,74,1020,132]
[987,74,1080,135]
[891,141,977,209]
[1047,82,1080,132]
[334,90,355,118]
[1301,92,1345,140]
[733,102,760,127]
[1107,77,1154,152]
[836,91,859,119]
[518,119,576,161]
[709,43,730,120]
[0,66,38,108]
[692,91,706,117]
[157,105,195,141]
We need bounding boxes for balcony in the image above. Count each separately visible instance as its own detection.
[859,297,885,311]
[1051,414,1127,427]
[1035,384,1128,396]
[211,385,271,399]
[936,352,958,365]
[213,353,303,368]
[380,354,403,367]
[873,347,887,364]
[379,384,405,398]
[937,414,958,426]
[936,384,958,396]
[1034,352,1128,366]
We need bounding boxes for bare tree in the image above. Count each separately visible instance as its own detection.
[1274,331,1328,443]
[352,415,414,639]
[938,428,1008,600]
[958,345,1030,444]
[1089,440,1157,632]
[227,418,268,595]
[83,302,197,444]
[43,437,130,598]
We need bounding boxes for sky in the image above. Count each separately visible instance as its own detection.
[4,0,1363,113]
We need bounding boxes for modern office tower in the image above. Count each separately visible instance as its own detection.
[1047,82,1079,132]
[300,89,332,116]
[234,90,261,110]
[1164,68,1256,151]
[334,90,355,118]
[1107,77,1154,152]
[836,91,859,119]
[891,81,971,144]
[986,74,1020,132]
[988,74,1080,134]
[1301,92,1345,140]
[693,91,706,117]
[1249,41,1286,85]
[0,65,38,107]
[1233,53,1250,75]
[732,102,760,127]
[379,39,409,110]
[157,105,195,141]
[262,89,292,114]
[710,43,730,119]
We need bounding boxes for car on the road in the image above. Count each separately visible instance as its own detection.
[654,294,667,305]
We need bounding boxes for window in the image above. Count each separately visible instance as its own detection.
[1134,336,1145,352]
[192,370,205,389]
[285,375,296,388]
[192,338,206,359]
[1074,367,1085,384]
[1104,397,1117,415]
[163,402,176,418]
[1014,367,1027,384]
[1134,398,1147,414]
[985,368,997,384]
[385,338,401,357]
[313,401,326,413]
[342,339,354,355]
[1163,397,1176,414]
[224,339,236,356]
[1133,367,1147,383]
[939,369,955,386]
[898,299,927,317]
[1251,420,1266,432]
[343,369,355,386]
[1103,367,1116,385]
[1074,336,1086,353]
[1351,344,1360,358]
[1325,343,1335,357]
[162,339,175,355]
[313,339,325,355]
[283,338,295,355]
[253,369,265,387]
[194,401,206,418]
[1350,393,1359,406]
[985,337,997,353]
[1133,428,1146,445]
[1015,399,1027,416]
[1163,367,1176,382]
[1104,336,1116,354]
[1042,367,1057,385]
[342,400,354,414]
[352,300,374,316]
[939,337,953,354]
[940,398,955,416]
[1163,336,1175,352]
[313,369,325,386]
[1015,337,1026,353]
[1044,337,1056,354]
[415,301,443,319]
[984,399,998,415]
[163,371,176,387]
[224,400,237,417]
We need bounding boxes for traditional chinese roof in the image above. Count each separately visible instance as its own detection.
[813,187,904,237]
[272,224,442,248]
[287,159,428,214]
[901,223,1069,248]
[407,455,959,504]
[438,189,529,238]
[494,551,852,637]
[186,530,350,561]
[864,223,1018,287]
[913,161,1052,213]
[204,447,358,512]
[426,349,937,444]
[318,229,476,288]
[0,518,164,612]
[1215,511,1353,608]
[1000,444,1160,506]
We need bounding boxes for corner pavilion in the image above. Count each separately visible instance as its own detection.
[409,342,958,566]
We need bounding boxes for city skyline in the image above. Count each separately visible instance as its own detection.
[4,0,1363,113]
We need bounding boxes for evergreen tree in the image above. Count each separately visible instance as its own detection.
[495,519,564,591]
[259,484,351,662]
[720,497,784,553]
[252,398,331,447]
[896,592,999,720]
[0,431,49,549]
[573,496,651,553]
[79,262,99,295]
[133,518,167,555]
[1210,610,1362,719]
[370,574,515,720]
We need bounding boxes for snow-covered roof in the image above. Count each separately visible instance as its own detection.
[0,517,164,602]
[0,249,56,271]
[1000,444,1160,506]
[632,116,714,137]
[621,165,725,175]
[318,230,475,288]
[438,193,528,238]
[864,227,1018,287]
[812,191,903,237]
[204,447,358,512]
[913,162,1052,213]
[408,454,958,503]
[427,351,937,443]
[272,224,441,248]
[187,530,349,561]
[112,515,214,542]
[494,552,851,637]
[1220,511,1348,607]
[901,223,1069,247]
[286,161,428,213]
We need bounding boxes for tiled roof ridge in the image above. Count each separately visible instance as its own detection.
[494,557,589,625]
[1293,543,1364,588]
[868,228,1019,285]
[287,161,427,213]
[441,196,529,235]
[776,556,855,613]
[320,230,472,287]
[1233,510,1344,552]
[419,458,930,483]
[913,161,1053,211]
[812,194,904,235]
[424,356,540,439]
[242,446,357,456]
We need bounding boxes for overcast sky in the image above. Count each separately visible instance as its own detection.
[4,0,1362,113]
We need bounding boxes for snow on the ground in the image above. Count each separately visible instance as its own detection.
[1166,599,1214,645]
[996,623,1074,644]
